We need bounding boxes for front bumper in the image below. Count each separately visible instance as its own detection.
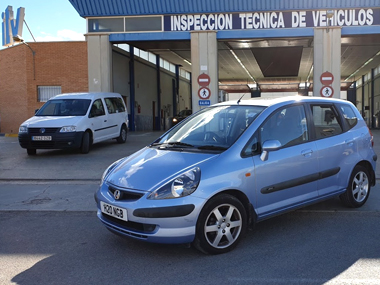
[95,182,206,244]
[18,130,84,149]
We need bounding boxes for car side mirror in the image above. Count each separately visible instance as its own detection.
[260,140,281,161]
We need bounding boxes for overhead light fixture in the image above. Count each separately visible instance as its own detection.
[229,49,256,83]
[298,82,310,89]
[326,10,334,19]
[326,10,334,32]
[247,83,258,90]
[170,51,192,66]
[306,65,313,82]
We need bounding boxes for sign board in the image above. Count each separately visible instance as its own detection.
[164,9,380,32]
[197,73,211,87]
[199,100,211,106]
[2,6,25,47]
[320,86,334,98]
[320,71,334,85]
[198,87,211,99]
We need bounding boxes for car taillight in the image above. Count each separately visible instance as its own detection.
[368,127,374,147]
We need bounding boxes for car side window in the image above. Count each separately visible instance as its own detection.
[113,98,126,112]
[338,104,358,129]
[104,98,116,114]
[260,105,308,148]
[90,99,105,117]
[105,97,126,114]
[311,105,343,139]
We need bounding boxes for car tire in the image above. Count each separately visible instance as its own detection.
[339,165,371,208]
[27,148,36,155]
[193,194,247,254]
[80,132,90,154]
[116,125,127,144]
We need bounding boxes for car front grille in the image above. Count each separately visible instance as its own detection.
[28,128,60,134]
[108,185,144,201]
[101,214,157,234]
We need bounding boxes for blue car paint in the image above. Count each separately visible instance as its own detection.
[95,96,376,248]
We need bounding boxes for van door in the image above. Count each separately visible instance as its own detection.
[251,104,319,219]
[89,99,108,143]
[104,97,126,138]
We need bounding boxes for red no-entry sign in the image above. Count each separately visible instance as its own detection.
[320,71,334,86]
[197,73,211,87]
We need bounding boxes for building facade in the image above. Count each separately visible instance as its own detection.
[0,41,88,134]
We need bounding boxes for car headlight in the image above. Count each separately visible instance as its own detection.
[60,126,76,133]
[100,158,124,185]
[148,167,201,200]
[172,118,178,123]
[19,126,28,133]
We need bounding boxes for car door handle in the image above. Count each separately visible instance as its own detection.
[104,120,107,122]
[301,149,313,157]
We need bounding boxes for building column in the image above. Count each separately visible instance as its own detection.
[190,31,218,112]
[313,27,341,98]
[86,34,113,92]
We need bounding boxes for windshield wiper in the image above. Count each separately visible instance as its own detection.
[151,142,195,148]
[197,145,227,151]
[167,142,195,147]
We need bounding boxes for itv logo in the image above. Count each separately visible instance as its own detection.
[2,6,25,47]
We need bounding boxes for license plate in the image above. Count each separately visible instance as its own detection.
[100,201,128,221]
[32,136,52,141]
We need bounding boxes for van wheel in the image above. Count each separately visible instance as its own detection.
[116,125,127,143]
[27,149,36,155]
[339,165,371,208]
[193,194,247,254]
[80,132,90,154]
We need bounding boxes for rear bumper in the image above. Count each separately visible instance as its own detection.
[18,132,84,149]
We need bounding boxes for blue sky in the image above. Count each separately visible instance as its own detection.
[1,1,85,48]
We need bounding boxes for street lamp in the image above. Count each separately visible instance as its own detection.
[326,10,334,33]
[13,35,36,80]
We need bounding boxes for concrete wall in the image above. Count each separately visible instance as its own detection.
[0,42,88,134]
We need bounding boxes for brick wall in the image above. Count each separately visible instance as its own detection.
[0,41,88,134]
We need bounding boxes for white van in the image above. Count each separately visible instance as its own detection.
[18,92,129,155]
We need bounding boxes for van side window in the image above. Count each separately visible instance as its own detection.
[311,105,343,139]
[90,99,105,117]
[338,104,358,129]
[105,97,126,114]
[114,98,126,112]
[260,105,308,148]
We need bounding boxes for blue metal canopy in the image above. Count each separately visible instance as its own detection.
[69,0,380,17]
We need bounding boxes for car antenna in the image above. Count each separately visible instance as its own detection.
[237,93,246,105]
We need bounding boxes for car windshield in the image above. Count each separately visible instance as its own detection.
[155,105,265,150]
[36,99,91,116]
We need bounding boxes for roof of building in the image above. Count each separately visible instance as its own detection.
[69,0,380,17]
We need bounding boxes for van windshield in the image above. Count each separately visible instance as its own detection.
[36,99,91,116]
[155,105,265,151]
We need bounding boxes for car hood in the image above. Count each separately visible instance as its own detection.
[22,116,83,127]
[106,147,218,191]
